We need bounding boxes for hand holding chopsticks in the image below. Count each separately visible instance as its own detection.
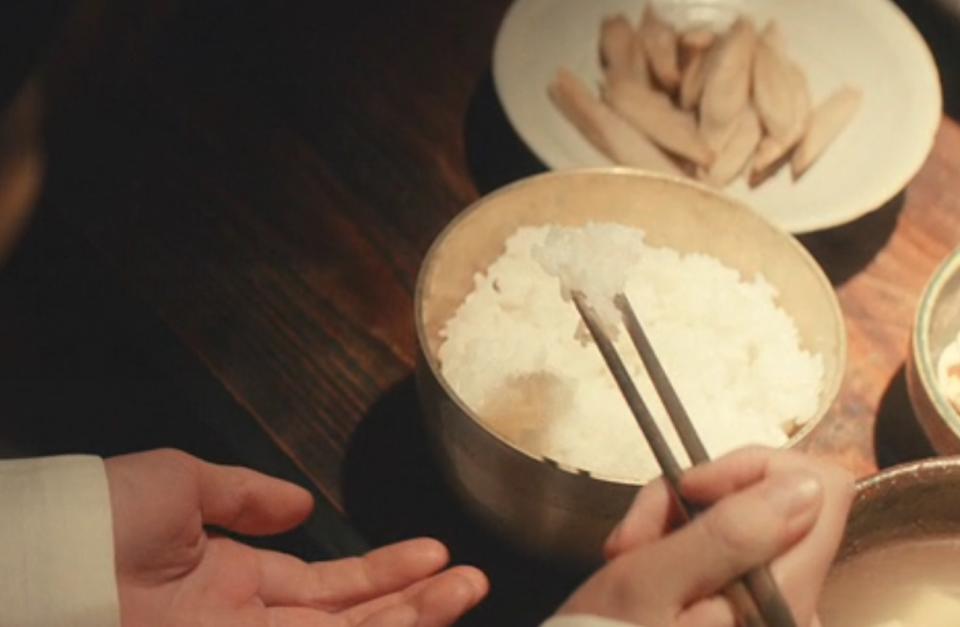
[571,290,799,627]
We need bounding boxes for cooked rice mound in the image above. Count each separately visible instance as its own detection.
[438,222,823,482]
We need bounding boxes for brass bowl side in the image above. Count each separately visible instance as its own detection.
[837,456,960,560]
[415,360,633,565]
[414,168,847,563]
[908,247,960,454]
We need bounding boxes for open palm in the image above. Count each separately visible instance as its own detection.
[105,449,487,627]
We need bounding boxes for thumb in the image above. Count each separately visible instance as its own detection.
[193,458,315,535]
[630,469,823,608]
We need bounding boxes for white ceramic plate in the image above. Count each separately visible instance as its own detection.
[493,0,942,233]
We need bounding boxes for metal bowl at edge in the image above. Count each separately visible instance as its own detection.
[907,246,960,454]
[821,456,960,624]
[838,456,960,561]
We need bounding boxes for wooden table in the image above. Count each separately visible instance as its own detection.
[6,0,960,623]
[798,118,960,476]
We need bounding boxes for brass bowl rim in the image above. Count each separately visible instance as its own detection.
[414,167,848,486]
[912,246,960,442]
[831,456,960,593]
[854,455,960,498]
[841,455,960,560]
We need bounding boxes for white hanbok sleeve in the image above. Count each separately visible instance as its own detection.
[0,455,121,627]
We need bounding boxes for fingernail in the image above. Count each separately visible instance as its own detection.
[763,471,822,517]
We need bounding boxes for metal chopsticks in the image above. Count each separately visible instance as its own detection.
[571,290,797,627]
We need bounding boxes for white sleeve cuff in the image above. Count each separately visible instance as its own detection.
[542,614,640,627]
[0,455,121,627]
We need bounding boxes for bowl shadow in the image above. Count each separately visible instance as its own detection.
[798,191,905,288]
[463,70,546,196]
[342,375,586,627]
[874,365,937,469]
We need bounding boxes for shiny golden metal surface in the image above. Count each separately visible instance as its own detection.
[837,456,960,560]
[414,168,847,564]
[908,247,960,455]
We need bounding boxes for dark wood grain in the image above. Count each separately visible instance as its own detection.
[5,0,960,623]
[0,202,368,561]
[45,0,514,510]
[45,0,960,485]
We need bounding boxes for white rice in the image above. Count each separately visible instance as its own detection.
[437,222,824,482]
